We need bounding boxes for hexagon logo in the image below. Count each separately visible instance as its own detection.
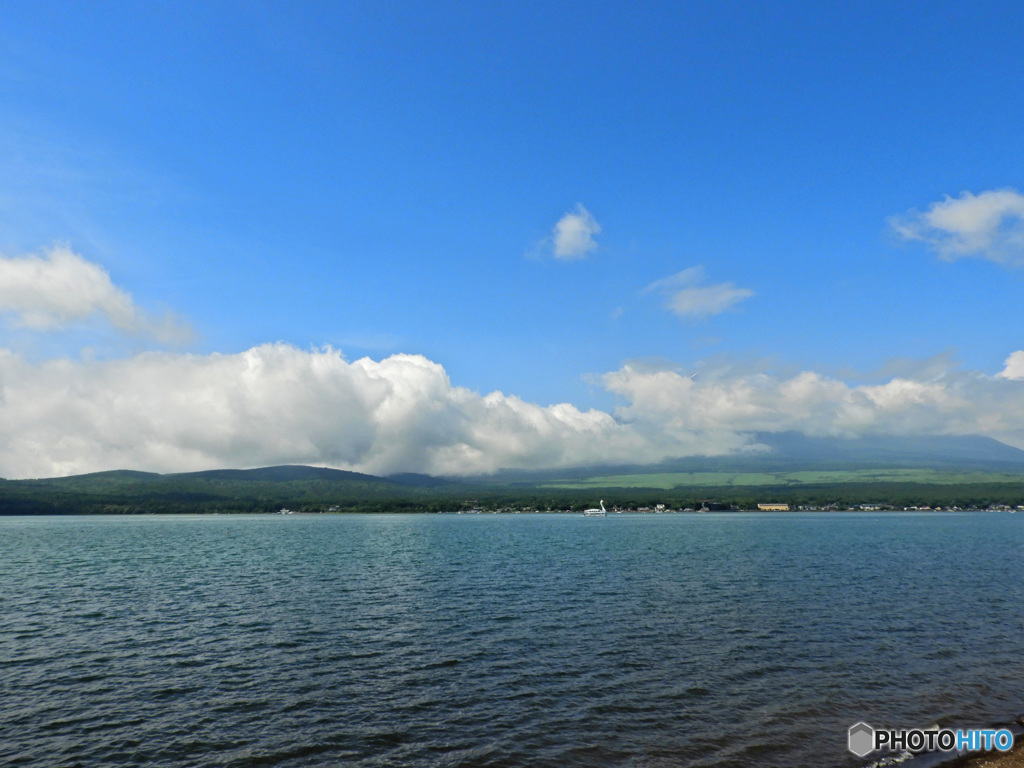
[848,722,875,757]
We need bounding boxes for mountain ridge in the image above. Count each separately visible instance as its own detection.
[475,433,1024,485]
[3,435,1024,514]
[7,435,1024,487]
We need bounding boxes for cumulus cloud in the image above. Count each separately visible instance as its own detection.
[551,204,601,259]
[0,344,658,479]
[645,267,754,319]
[5,342,1024,479]
[998,350,1024,380]
[0,245,191,344]
[603,358,1024,451]
[890,189,1024,265]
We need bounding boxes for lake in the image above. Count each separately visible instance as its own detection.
[2,512,1022,767]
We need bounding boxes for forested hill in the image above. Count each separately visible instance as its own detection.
[0,465,445,515]
[4,433,1024,514]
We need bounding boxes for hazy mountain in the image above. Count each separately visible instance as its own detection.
[4,435,1024,515]
[172,465,390,485]
[385,473,460,488]
[474,433,1024,484]
[686,433,1024,471]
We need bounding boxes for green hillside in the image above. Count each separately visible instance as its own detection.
[0,465,439,515]
[542,468,1024,490]
[5,433,1024,514]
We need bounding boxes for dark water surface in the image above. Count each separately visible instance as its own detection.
[2,512,1023,767]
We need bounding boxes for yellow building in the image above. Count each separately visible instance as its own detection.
[757,503,790,511]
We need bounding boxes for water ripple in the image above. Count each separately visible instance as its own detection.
[2,512,1023,767]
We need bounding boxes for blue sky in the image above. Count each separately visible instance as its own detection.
[3,1,1024,478]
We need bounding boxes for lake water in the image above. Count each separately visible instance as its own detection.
[2,512,1023,767]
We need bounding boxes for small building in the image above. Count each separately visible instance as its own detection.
[757,503,790,511]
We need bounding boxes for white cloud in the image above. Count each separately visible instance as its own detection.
[551,204,601,259]
[6,342,1024,479]
[998,350,1024,380]
[645,267,754,319]
[0,246,192,344]
[891,189,1024,265]
[0,344,657,479]
[602,358,1024,450]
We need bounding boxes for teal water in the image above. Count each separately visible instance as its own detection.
[2,512,1023,767]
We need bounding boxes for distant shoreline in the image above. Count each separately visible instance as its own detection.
[1,507,1021,517]
[4,463,1024,515]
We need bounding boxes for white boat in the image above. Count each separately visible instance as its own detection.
[583,500,607,517]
